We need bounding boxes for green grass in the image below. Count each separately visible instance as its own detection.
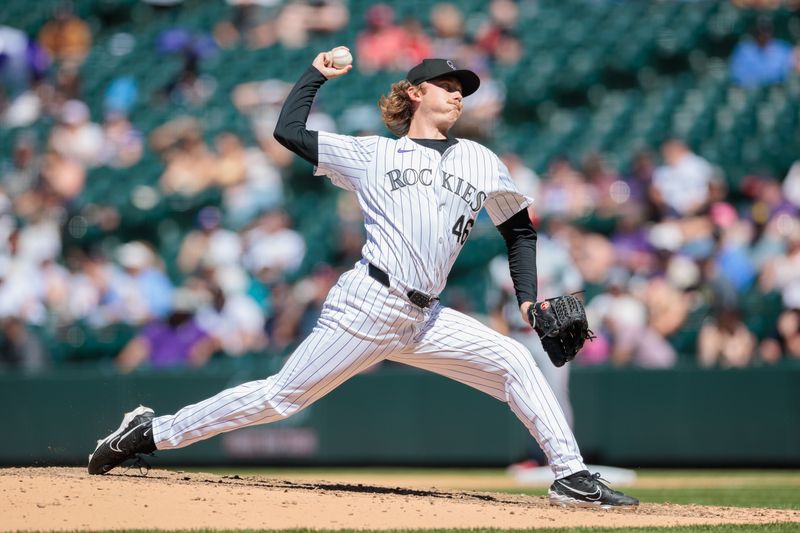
[502,486,800,510]
[633,469,800,480]
[627,486,800,510]
[499,485,800,511]
[503,470,800,510]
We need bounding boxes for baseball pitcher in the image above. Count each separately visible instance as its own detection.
[88,47,637,508]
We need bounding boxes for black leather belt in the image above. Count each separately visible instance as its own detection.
[368,263,439,309]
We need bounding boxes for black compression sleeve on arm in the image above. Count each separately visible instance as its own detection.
[496,208,538,307]
[273,66,327,166]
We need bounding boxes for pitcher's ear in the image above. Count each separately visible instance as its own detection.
[407,83,424,102]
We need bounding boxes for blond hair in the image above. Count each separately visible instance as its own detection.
[378,80,425,137]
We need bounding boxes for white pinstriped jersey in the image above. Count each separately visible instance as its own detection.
[315,132,533,295]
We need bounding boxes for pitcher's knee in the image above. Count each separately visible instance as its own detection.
[499,338,541,385]
[263,396,304,420]
[254,378,309,421]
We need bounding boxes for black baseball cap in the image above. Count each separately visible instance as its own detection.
[406,59,480,97]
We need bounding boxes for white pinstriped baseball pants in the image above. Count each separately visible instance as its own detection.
[152,262,586,479]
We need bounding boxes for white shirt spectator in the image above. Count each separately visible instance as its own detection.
[0,26,27,84]
[0,258,46,324]
[201,228,243,268]
[16,218,62,264]
[771,243,800,309]
[39,260,72,319]
[245,228,306,274]
[49,100,105,167]
[65,271,102,322]
[783,161,800,208]
[244,147,283,201]
[243,211,306,278]
[196,293,265,355]
[223,147,285,226]
[586,291,648,334]
[653,148,713,216]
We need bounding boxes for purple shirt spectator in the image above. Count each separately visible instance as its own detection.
[140,318,209,369]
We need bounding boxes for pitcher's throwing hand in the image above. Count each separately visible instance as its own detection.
[312,45,353,79]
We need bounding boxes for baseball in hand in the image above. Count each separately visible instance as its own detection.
[331,48,353,69]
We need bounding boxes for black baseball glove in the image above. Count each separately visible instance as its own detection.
[527,294,592,367]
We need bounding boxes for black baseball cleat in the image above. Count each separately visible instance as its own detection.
[88,405,156,475]
[549,470,639,509]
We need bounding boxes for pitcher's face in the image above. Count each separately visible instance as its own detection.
[418,77,464,126]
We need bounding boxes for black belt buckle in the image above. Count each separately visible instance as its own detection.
[369,262,437,308]
[407,290,438,309]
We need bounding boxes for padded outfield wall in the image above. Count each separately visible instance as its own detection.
[1,364,798,467]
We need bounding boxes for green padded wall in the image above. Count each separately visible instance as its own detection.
[1,365,798,466]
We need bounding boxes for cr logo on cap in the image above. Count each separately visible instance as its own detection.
[447,60,456,70]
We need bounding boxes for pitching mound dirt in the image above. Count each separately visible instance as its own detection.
[3,467,799,531]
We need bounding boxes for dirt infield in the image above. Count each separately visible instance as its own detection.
[3,467,799,531]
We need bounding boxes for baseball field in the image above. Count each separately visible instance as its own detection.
[3,467,799,531]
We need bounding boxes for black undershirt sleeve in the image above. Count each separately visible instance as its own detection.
[496,208,538,307]
[273,66,327,166]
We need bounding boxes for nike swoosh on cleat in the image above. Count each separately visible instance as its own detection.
[91,406,154,454]
[108,422,149,453]
[397,148,415,153]
[556,480,603,500]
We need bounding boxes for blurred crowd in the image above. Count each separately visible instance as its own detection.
[1,0,799,374]
[489,139,800,370]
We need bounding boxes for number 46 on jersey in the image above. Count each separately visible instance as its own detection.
[452,215,475,245]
